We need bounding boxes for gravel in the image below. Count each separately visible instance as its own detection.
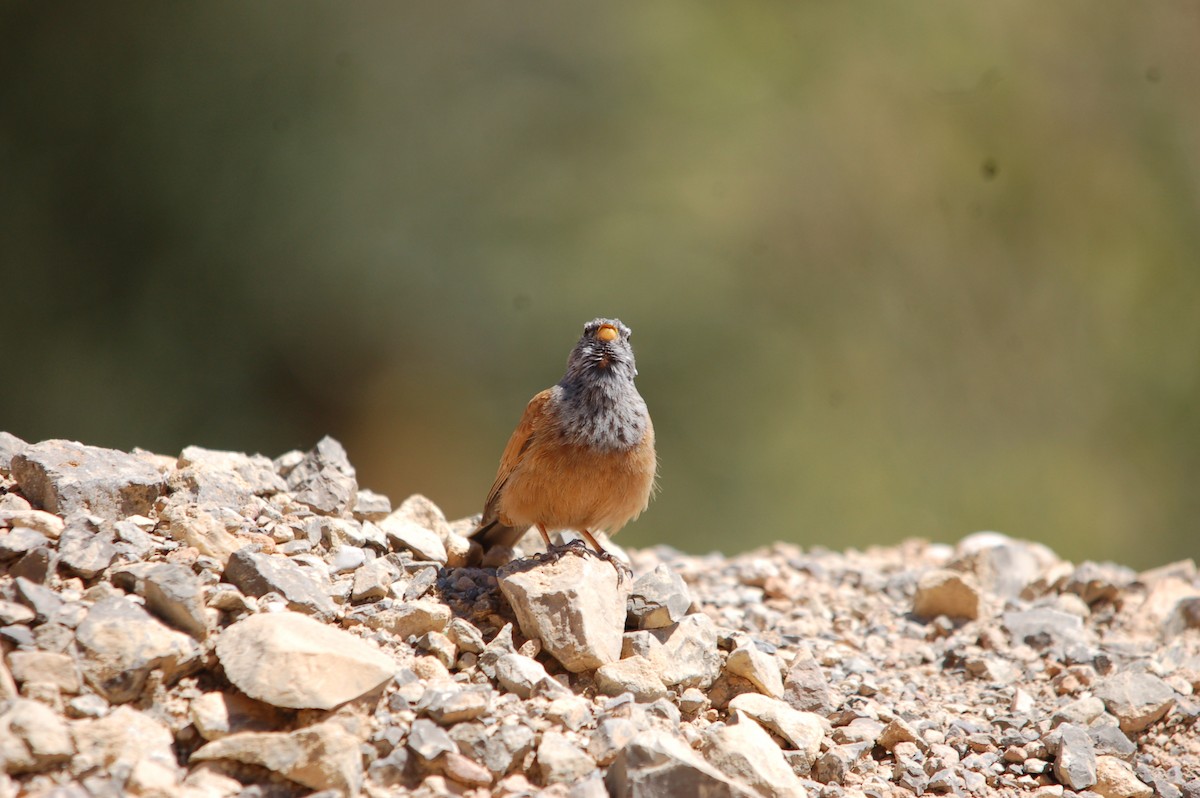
[0,433,1197,797]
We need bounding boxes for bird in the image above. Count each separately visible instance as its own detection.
[470,317,657,569]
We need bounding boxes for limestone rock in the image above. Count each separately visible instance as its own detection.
[1093,671,1177,733]
[11,439,166,523]
[627,564,692,630]
[75,595,199,703]
[538,730,597,785]
[6,651,81,694]
[223,547,337,618]
[1053,723,1098,791]
[192,721,363,795]
[112,561,209,639]
[189,689,285,741]
[952,532,1058,600]
[727,693,825,761]
[380,516,448,564]
[912,569,981,620]
[647,613,721,688]
[495,652,553,699]
[1002,607,1091,652]
[0,527,49,560]
[702,714,806,798]
[55,520,118,579]
[0,699,73,774]
[499,554,631,672]
[351,598,451,638]
[72,706,180,789]
[784,652,834,715]
[0,431,27,471]
[596,655,670,701]
[217,612,395,710]
[284,436,358,515]
[173,445,286,506]
[725,642,784,698]
[606,730,759,798]
[156,499,246,564]
[1093,755,1153,798]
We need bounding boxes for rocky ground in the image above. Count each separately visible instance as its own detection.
[0,433,1198,798]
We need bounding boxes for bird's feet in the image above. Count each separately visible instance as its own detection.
[535,539,630,582]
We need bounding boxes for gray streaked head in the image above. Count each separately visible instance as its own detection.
[557,317,648,450]
[563,318,637,383]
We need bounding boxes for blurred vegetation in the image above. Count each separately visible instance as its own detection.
[2,4,1198,569]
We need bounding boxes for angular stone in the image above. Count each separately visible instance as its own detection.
[285,436,358,515]
[727,693,825,761]
[1094,755,1153,798]
[1052,695,1107,728]
[173,445,286,506]
[444,751,494,787]
[190,690,287,740]
[408,717,457,764]
[627,564,692,630]
[596,656,669,701]
[112,561,209,639]
[351,557,400,602]
[495,652,554,699]
[1002,607,1090,651]
[5,651,80,694]
[446,618,486,654]
[1054,723,1098,791]
[353,488,392,520]
[223,547,337,618]
[952,532,1058,600]
[646,613,721,689]
[380,517,447,564]
[156,499,246,564]
[420,685,491,726]
[1093,671,1177,733]
[479,723,536,776]
[11,440,166,522]
[0,527,48,560]
[0,509,65,539]
[912,569,981,620]
[72,706,179,786]
[499,554,631,672]
[0,431,27,471]
[784,652,834,715]
[0,509,66,541]
[192,721,363,795]
[352,599,451,639]
[216,611,395,710]
[0,698,73,774]
[726,643,784,698]
[75,596,199,703]
[539,730,596,785]
[55,518,118,579]
[0,600,34,626]
[14,576,63,622]
[702,715,806,798]
[606,730,759,798]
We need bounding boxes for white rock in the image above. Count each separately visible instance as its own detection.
[216,611,395,709]
[725,643,784,698]
[191,721,363,795]
[499,554,631,672]
[702,714,806,798]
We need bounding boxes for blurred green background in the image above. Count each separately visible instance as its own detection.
[2,4,1198,570]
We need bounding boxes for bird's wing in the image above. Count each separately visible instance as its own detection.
[479,387,554,526]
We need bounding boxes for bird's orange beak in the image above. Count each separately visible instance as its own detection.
[597,324,618,342]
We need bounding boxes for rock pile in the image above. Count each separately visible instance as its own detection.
[1,432,1198,797]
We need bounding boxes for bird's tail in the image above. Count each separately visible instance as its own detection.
[469,518,530,558]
